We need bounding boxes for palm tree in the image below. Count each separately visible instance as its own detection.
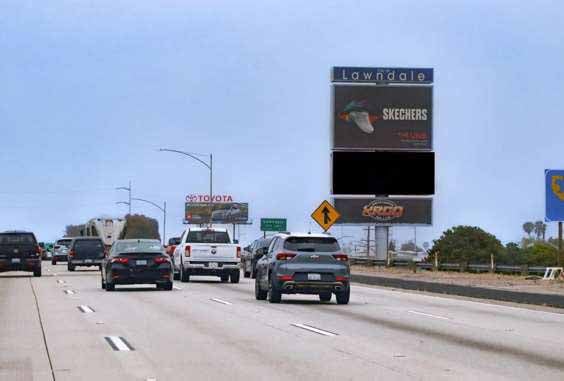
[523,222,534,238]
[534,221,546,240]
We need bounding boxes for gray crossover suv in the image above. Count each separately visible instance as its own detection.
[254,233,350,304]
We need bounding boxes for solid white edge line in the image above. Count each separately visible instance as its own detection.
[408,310,450,320]
[291,323,337,337]
[173,286,182,290]
[210,298,232,305]
[108,336,131,351]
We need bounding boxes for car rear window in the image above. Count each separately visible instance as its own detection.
[74,240,104,250]
[187,230,231,244]
[114,241,163,254]
[0,233,37,245]
[283,237,340,252]
[56,239,72,247]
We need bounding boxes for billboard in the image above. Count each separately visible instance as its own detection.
[332,151,435,195]
[334,198,432,225]
[333,85,432,150]
[546,170,564,222]
[332,67,433,84]
[185,202,249,224]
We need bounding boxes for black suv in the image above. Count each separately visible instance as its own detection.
[0,231,42,277]
[67,237,105,271]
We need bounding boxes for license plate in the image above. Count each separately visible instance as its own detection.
[136,260,147,266]
[11,258,21,264]
[208,262,218,269]
[308,273,321,281]
[85,259,92,263]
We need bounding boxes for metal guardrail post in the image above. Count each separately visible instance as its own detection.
[521,264,529,276]
[490,254,495,274]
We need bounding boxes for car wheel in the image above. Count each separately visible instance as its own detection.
[255,277,267,300]
[244,269,250,278]
[268,277,282,304]
[173,269,180,281]
[106,281,115,291]
[68,263,75,272]
[319,292,332,302]
[180,265,190,282]
[220,274,229,283]
[164,281,173,291]
[336,287,350,305]
[101,276,106,289]
[51,260,56,265]
[230,271,240,284]
[33,268,42,277]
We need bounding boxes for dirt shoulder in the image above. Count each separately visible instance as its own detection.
[352,265,564,296]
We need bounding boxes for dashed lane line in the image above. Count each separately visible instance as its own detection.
[291,323,338,337]
[104,336,134,351]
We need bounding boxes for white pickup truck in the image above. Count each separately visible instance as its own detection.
[172,227,241,283]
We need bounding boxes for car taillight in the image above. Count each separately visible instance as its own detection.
[277,274,293,281]
[236,246,241,259]
[111,257,129,264]
[332,253,349,262]
[35,246,41,254]
[69,250,75,257]
[184,245,191,257]
[154,256,169,264]
[335,275,349,282]
[276,252,296,260]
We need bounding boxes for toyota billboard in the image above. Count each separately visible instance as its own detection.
[333,85,432,150]
[185,202,249,224]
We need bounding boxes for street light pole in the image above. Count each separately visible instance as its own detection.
[116,182,132,215]
[131,197,167,244]
[158,148,213,225]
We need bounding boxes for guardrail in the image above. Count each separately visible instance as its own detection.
[349,257,548,276]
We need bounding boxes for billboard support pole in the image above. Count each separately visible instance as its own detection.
[559,221,562,267]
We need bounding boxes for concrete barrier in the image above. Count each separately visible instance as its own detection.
[351,273,564,308]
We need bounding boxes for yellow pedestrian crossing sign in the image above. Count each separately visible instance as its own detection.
[311,200,341,231]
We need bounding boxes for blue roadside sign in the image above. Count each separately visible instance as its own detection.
[545,169,564,221]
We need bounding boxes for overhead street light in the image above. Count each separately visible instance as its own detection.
[116,181,132,215]
[158,148,213,225]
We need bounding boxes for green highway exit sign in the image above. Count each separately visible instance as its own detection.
[260,218,287,232]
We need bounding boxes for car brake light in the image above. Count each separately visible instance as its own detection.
[69,250,75,257]
[236,246,241,259]
[277,274,293,281]
[111,257,129,264]
[335,275,349,282]
[35,246,41,254]
[154,256,169,264]
[332,253,349,262]
[276,252,296,260]
[184,245,191,257]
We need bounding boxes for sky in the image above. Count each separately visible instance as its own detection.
[1,0,563,247]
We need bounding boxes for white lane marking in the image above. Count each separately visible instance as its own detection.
[64,290,75,295]
[78,305,95,313]
[104,336,134,351]
[57,280,66,284]
[291,323,338,337]
[408,310,450,320]
[210,298,232,305]
[173,286,182,290]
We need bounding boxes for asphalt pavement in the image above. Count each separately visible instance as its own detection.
[1,263,564,380]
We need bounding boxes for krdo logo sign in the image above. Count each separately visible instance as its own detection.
[362,200,404,222]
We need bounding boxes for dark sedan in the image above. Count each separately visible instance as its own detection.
[101,239,173,291]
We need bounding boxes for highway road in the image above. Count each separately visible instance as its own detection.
[1,263,564,380]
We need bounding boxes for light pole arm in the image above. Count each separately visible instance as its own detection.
[116,201,130,206]
[158,148,211,170]
[132,198,164,213]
